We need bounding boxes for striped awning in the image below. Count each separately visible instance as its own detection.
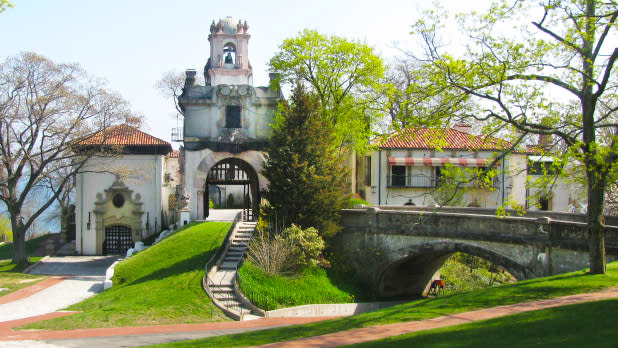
[388,157,499,167]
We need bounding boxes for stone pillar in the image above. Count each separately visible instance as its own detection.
[94,193,105,255]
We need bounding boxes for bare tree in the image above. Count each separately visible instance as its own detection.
[0,52,138,264]
[156,70,190,117]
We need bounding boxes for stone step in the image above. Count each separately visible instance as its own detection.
[243,314,263,321]
[220,262,240,270]
[228,246,247,252]
[223,257,242,264]
[210,285,234,293]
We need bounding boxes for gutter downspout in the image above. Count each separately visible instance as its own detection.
[501,156,506,206]
[79,170,83,254]
[378,151,382,205]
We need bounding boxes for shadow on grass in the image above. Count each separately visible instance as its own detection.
[349,298,618,348]
[114,252,211,287]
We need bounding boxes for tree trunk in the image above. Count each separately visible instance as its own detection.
[587,177,606,274]
[11,221,27,265]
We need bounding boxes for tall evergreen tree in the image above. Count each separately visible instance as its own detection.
[262,85,348,238]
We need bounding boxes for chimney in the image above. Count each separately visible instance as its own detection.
[454,123,472,134]
[184,69,196,88]
[538,133,552,150]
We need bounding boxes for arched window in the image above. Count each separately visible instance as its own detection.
[223,43,236,65]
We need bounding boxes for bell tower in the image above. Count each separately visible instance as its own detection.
[205,17,253,86]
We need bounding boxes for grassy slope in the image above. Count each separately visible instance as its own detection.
[0,234,52,260]
[348,298,618,348]
[0,260,47,297]
[22,222,231,330]
[151,261,618,348]
[238,260,355,310]
[0,235,53,297]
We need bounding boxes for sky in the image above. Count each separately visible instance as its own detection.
[0,0,486,145]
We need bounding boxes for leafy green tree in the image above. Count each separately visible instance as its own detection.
[413,0,618,273]
[0,1,12,13]
[0,214,11,242]
[269,29,385,154]
[262,85,348,238]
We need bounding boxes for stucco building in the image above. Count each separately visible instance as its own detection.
[178,17,281,221]
[74,124,175,255]
[359,125,525,208]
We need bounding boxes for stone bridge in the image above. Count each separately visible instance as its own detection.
[333,206,618,298]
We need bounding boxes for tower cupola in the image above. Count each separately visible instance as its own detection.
[205,17,252,86]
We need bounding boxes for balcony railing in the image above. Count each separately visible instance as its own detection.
[171,127,183,142]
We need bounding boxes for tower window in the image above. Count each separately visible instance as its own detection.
[223,43,236,65]
[226,106,241,128]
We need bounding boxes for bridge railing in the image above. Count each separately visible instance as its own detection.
[352,205,618,227]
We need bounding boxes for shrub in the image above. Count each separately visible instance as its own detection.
[344,197,369,208]
[248,229,293,275]
[248,223,325,275]
[281,224,325,268]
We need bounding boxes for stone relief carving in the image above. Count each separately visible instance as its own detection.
[177,190,191,210]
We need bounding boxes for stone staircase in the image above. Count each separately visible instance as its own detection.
[205,221,263,320]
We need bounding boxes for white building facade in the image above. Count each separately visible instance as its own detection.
[178,17,281,221]
[74,125,174,255]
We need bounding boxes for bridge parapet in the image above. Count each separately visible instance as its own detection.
[335,207,618,298]
[353,205,618,227]
[341,207,618,253]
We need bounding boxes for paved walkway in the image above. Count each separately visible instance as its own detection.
[206,209,242,222]
[1,257,618,347]
[0,256,118,322]
[254,286,618,347]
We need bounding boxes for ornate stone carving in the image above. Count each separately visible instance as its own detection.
[178,190,191,210]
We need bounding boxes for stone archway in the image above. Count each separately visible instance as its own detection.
[204,158,259,221]
[93,178,144,255]
[377,241,534,298]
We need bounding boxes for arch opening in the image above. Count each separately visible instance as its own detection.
[205,158,259,221]
[223,43,236,66]
[377,242,526,298]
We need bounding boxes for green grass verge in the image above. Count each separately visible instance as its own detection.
[0,234,53,260]
[346,298,618,347]
[0,259,47,297]
[238,260,355,310]
[147,261,618,348]
[20,222,232,330]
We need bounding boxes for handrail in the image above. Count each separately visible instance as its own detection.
[234,258,268,316]
[205,211,242,273]
[202,212,243,320]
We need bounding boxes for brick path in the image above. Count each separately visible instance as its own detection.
[1,277,617,347]
[254,286,618,348]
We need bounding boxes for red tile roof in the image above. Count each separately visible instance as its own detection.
[79,124,170,146]
[169,150,180,158]
[377,128,511,151]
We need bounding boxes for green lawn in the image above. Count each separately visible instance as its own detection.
[148,261,618,348]
[238,260,355,310]
[0,235,53,297]
[346,298,618,348]
[0,234,53,260]
[20,222,232,330]
[0,259,47,298]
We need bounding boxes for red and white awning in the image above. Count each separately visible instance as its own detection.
[388,157,499,167]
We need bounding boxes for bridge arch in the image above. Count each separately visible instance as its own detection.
[377,241,536,298]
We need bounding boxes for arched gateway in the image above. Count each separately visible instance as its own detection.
[205,158,259,221]
[178,17,281,224]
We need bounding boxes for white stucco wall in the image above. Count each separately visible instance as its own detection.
[75,154,165,255]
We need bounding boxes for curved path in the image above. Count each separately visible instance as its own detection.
[0,281,617,347]
[254,286,618,348]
